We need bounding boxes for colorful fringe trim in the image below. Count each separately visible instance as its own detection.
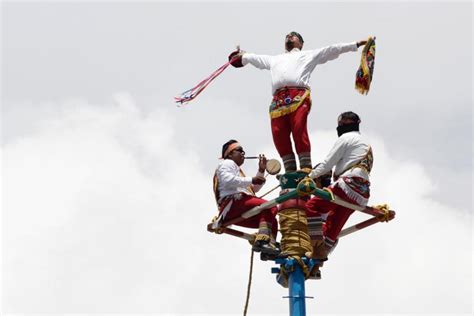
[174,55,241,105]
[355,37,376,95]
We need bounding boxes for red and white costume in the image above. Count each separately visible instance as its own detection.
[242,43,358,170]
[214,159,278,237]
[306,131,373,246]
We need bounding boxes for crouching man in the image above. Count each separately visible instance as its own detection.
[213,139,280,255]
[306,112,373,260]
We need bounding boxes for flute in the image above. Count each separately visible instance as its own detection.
[244,156,259,159]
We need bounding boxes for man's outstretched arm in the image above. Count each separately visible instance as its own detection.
[228,48,272,70]
[309,39,369,66]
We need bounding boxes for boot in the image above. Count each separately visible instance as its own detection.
[311,240,330,260]
[282,153,297,172]
[254,221,280,255]
[298,152,312,170]
[308,265,322,280]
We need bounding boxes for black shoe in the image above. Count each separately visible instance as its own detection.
[309,268,322,280]
[276,251,290,259]
[252,240,264,253]
[260,252,277,261]
[260,242,280,256]
[308,262,323,280]
[253,240,280,256]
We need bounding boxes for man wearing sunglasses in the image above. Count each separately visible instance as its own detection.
[229,32,368,173]
[213,139,279,255]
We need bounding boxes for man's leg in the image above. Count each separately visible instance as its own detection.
[306,196,335,259]
[271,116,296,172]
[241,196,278,243]
[324,185,358,241]
[320,184,361,257]
[289,100,312,170]
[227,195,279,254]
[325,206,354,242]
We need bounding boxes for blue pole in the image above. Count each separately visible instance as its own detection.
[288,261,306,316]
[273,257,320,316]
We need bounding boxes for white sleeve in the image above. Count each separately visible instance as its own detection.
[309,42,358,67]
[218,162,253,189]
[251,170,265,193]
[309,137,347,179]
[242,53,273,70]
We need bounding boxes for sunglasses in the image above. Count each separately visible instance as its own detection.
[232,147,245,155]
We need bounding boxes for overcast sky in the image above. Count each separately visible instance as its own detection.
[1,1,472,315]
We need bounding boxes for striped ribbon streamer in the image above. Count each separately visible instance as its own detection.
[174,55,240,105]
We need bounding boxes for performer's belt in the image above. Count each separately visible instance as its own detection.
[334,147,373,181]
[269,86,310,119]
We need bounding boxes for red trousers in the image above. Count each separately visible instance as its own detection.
[222,194,278,237]
[271,99,311,158]
[305,185,356,241]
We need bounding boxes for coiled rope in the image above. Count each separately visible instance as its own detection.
[374,204,391,222]
[278,207,313,277]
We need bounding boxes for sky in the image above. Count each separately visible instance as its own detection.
[1,1,472,315]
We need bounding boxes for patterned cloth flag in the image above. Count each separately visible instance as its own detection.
[355,37,376,95]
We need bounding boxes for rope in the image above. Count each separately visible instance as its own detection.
[243,248,254,316]
[373,204,391,222]
[278,208,313,277]
[279,208,313,257]
[258,183,281,199]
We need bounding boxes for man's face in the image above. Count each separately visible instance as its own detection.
[285,34,303,51]
[227,146,246,166]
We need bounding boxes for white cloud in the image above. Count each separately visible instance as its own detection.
[2,94,471,315]
[302,131,472,314]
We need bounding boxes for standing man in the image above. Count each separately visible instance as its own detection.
[229,32,368,172]
[213,139,280,255]
[306,112,373,260]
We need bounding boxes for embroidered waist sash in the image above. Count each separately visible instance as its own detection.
[340,176,370,198]
[269,87,310,119]
[336,176,371,207]
[335,146,373,180]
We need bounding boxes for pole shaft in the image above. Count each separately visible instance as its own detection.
[288,262,306,316]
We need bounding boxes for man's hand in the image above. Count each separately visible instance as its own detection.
[357,36,376,48]
[252,176,266,185]
[356,40,367,48]
[228,48,244,68]
[258,154,267,173]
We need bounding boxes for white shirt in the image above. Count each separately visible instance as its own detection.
[309,131,371,180]
[216,159,264,200]
[242,42,358,94]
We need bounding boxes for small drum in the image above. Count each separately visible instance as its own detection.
[265,159,281,175]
